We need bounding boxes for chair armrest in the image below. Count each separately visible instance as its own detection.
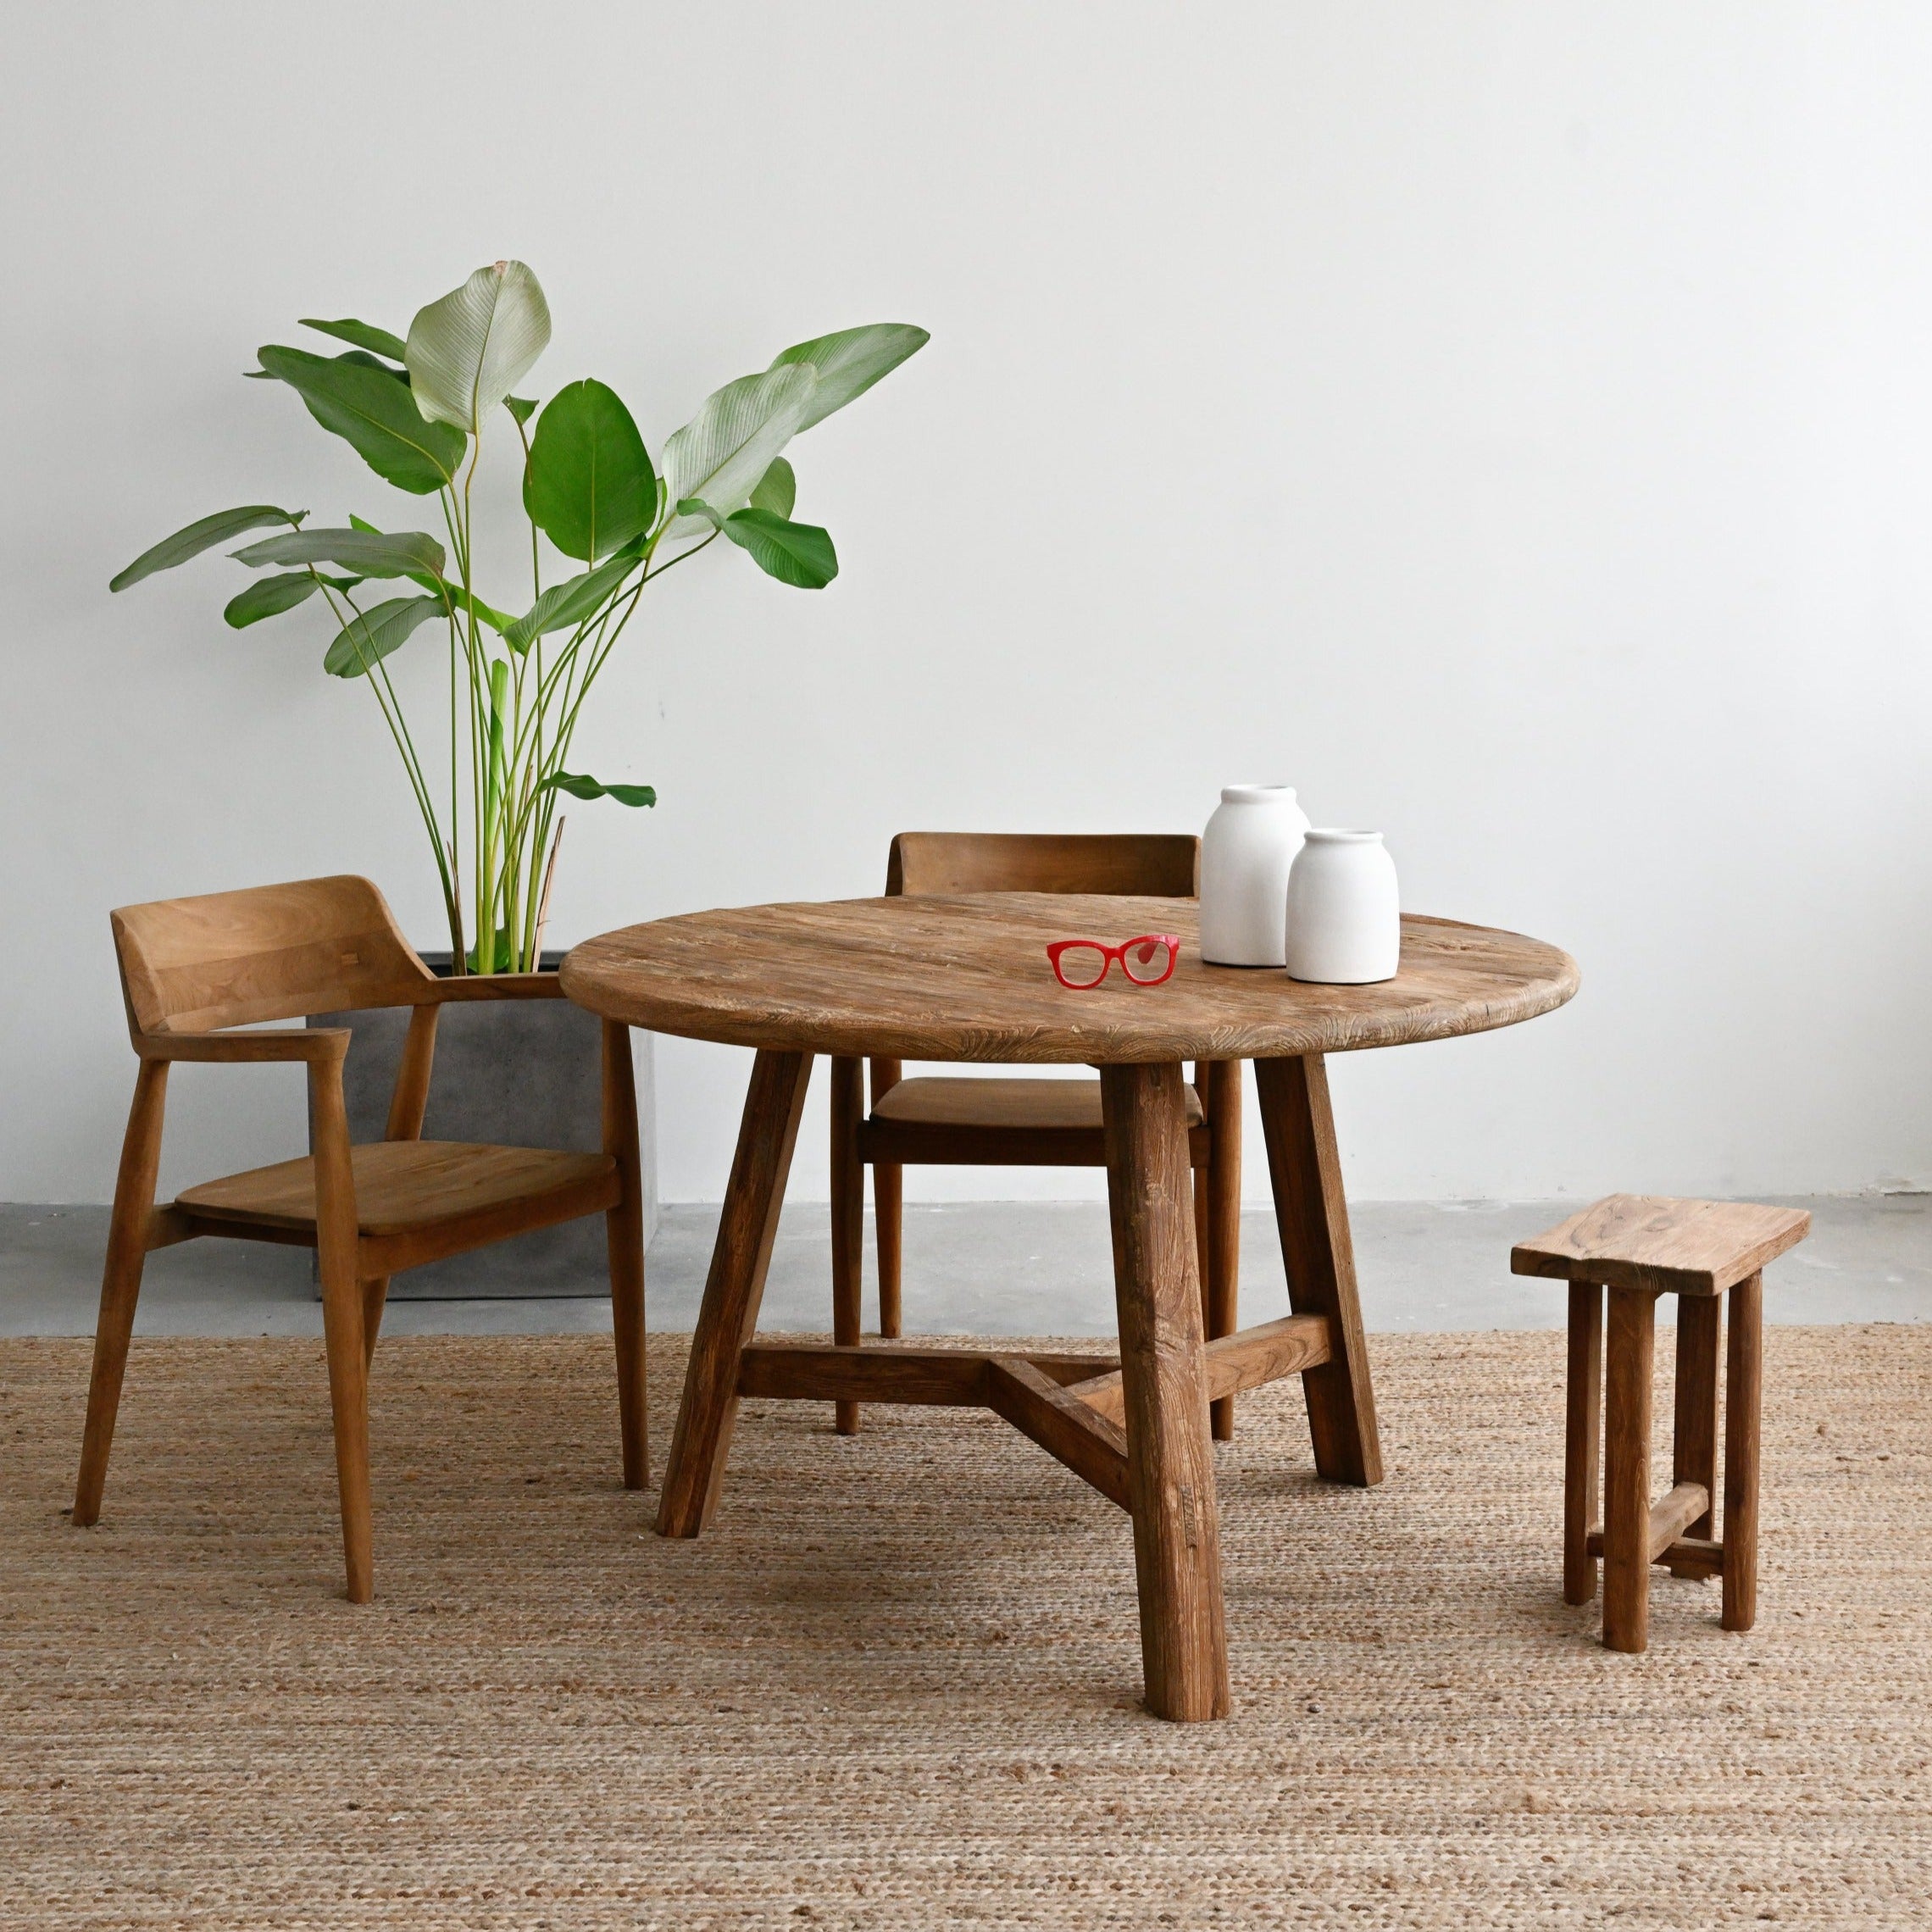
[421,973,565,1004]
[133,1028,350,1064]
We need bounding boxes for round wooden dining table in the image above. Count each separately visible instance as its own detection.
[562,894,1579,1721]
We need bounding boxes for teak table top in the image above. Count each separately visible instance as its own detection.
[559,894,1579,1063]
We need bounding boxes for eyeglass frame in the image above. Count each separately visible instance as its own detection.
[1044,933,1182,990]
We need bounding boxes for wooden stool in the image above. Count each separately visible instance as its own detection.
[1512,1196,1809,1652]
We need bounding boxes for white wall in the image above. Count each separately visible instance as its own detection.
[4,3,1929,1209]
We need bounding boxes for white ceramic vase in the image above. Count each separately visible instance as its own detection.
[1283,830,1402,984]
[1199,786,1313,966]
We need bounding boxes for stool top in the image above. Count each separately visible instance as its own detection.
[1511,1194,1811,1296]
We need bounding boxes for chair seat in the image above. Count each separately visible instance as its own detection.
[177,1140,619,1239]
[1511,1193,1811,1296]
[860,1075,1208,1169]
[871,1076,1205,1134]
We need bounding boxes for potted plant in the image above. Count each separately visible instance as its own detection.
[111,261,926,1290]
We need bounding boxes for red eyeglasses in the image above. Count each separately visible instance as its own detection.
[1045,934,1181,990]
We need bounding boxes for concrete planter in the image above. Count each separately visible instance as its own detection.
[308,953,656,1298]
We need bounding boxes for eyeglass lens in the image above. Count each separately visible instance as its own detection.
[1121,938,1176,983]
[1055,943,1111,987]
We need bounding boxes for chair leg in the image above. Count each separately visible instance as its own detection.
[602,1020,649,1491]
[1722,1271,1763,1633]
[1203,1058,1241,1441]
[874,1163,902,1339]
[74,1059,169,1527]
[1602,1287,1657,1652]
[830,1056,865,1435]
[312,1056,373,1603]
[361,1278,390,1374]
[869,1058,903,1340]
[1671,1293,1722,1575]
[1563,1281,1603,1606]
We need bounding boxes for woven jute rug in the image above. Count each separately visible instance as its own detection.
[2,1327,1928,1929]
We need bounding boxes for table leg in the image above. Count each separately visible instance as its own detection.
[656,1050,813,1538]
[1254,1054,1384,1486]
[1101,1061,1231,1723]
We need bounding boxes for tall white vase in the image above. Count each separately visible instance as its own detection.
[1283,830,1402,984]
[1199,785,1312,966]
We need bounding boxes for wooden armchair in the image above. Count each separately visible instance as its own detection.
[72,874,647,1603]
[828,833,1243,1435]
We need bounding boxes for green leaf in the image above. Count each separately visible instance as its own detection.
[749,457,796,519]
[233,526,447,580]
[405,261,551,435]
[660,364,817,537]
[255,345,465,494]
[540,771,657,808]
[505,395,536,426]
[771,323,929,431]
[300,317,407,362]
[109,505,304,591]
[223,572,319,627]
[721,507,837,589]
[524,379,655,563]
[341,515,514,626]
[502,547,642,654]
[334,348,410,382]
[322,595,446,677]
[465,928,516,975]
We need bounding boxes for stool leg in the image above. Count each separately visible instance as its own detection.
[1722,1270,1763,1633]
[1563,1282,1603,1606]
[1670,1293,1723,1576]
[1602,1287,1657,1653]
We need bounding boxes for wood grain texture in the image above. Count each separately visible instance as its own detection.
[560,897,1578,1066]
[310,1053,373,1603]
[176,1141,616,1238]
[1202,1058,1241,1440]
[869,1076,1205,1131]
[887,832,1199,899]
[1513,1195,1810,1296]
[1585,1531,1725,1580]
[1101,1061,1230,1722]
[869,1058,903,1339]
[1602,1288,1657,1653]
[1646,1480,1711,1560]
[735,1342,1119,1407]
[383,1005,440,1141]
[1672,1294,1723,1567]
[858,1075,1209,1169]
[1254,1055,1383,1486]
[1067,1313,1331,1428]
[71,1058,170,1528]
[602,1020,649,1491]
[985,1357,1132,1509]
[1563,1283,1603,1606]
[1724,1271,1763,1633]
[655,1051,813,1539]
[113,874,434,1035]
[829,1056,865,1435]
[86,875,649,1607]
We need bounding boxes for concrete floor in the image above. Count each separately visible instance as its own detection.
[3,1194,1927,1339]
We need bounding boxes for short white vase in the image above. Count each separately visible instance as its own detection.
[1199,785,1312,966]
[1284,830,1401,984]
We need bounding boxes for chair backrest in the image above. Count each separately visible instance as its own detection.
[885,832,1200,898]
[112,874,436,1035]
